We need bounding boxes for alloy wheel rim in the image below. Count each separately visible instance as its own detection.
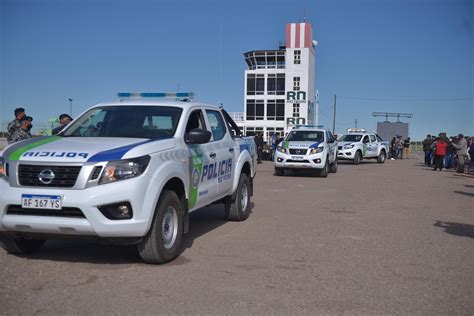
[241,184,249,212]
[162,206,178,249]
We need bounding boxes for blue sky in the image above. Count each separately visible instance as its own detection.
[1,0,472,139]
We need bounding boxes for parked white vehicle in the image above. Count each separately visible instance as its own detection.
[0,93,256,264]
[337,129,389,164]
[274,126,338,177]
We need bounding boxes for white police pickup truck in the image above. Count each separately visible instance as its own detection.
[337,129,388,164]
[0,93,256,264]
[274,126,338,177]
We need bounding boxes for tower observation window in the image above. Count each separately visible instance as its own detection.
[246,100,264,120]
[267,100,285,121]
[294,50,301,64]
[267,74,276,95]
[293,77,300,91]
[247,74,264,95]
[276,74,285,95]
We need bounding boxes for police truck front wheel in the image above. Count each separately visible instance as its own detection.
[330,158,338,173]
[274,167,284,176]
[226,173,251,221]
[319,159,329,178]
[353,151,361,165]
[1,237,46,254]
[138,190,184,264]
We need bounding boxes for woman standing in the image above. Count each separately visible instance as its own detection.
[433,137,447,171]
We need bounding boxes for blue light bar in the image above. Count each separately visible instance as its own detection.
[294,124,325,129]
[118,92,195,99]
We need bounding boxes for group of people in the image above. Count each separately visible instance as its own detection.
[6,108,34,144]
[253,133,284,163]
[389,136,411,160]
[422,133,473,173]
[6,107,73,145]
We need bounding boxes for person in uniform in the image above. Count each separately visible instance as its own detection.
[6,107,26,143]
[52,114,73,135]
[9,118,32,144]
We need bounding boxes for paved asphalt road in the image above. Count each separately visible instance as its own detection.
[0,156,473,315]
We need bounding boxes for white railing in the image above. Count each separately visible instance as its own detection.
[227,112,245,123]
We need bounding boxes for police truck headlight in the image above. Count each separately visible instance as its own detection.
[344,144,355,149]
[309,147,324,154]
[99,155,151,184]
[277,146,286,153]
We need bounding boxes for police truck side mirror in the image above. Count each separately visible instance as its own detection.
[185,128,212,144]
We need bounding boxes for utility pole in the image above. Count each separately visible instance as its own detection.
[355,119,358,128]
[315,89,319,126]
[332,94,336,134]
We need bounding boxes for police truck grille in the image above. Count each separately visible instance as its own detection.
[18,165,81,188]
[289,149,307,155]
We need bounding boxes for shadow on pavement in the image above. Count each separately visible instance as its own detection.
[181,202,254,251]
[434,221,474,239]
[2,203,253,265]
[12,240,142,265]
[465,184,474,188]
[453,191,474,197]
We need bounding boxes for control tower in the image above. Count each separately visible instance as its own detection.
[232,22,317,140]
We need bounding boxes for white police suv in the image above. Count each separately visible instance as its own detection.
[0,93,256,264]
[274,126,338,177]
[337,128,389,164]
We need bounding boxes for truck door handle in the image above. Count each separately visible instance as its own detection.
[209,152,216,158]
[229,148,234,152]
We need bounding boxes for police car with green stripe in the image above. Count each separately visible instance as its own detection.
[337,128,389,164]
[274,126,338,177]
[0,93,256,264]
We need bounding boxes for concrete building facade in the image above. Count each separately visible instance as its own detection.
[231,22,317,141]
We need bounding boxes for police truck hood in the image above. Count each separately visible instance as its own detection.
[338,141,355,147]
[3,136,175,163]
[286,141,323,149]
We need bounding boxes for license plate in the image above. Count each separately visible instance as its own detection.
[291,156,304,160]
[21,194,63,210]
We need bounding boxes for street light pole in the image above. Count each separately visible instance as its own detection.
[68,98,73,116]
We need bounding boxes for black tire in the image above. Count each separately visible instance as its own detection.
[353,151,361,165]
[1,237,46,254]
[330,158,338,173]
[138,190,184,264]
[377,150,386,164]
[274,167,284,176]
[319,158,329,178]
[226,173,251,221]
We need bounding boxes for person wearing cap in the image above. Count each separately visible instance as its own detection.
[8,117,32,144]
[52,114,73,135]
[6,107,26,143]
[452,133,468,173]
[24,116,33,133]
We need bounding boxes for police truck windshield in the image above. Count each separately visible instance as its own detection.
[63,106,183,138]
[340,134,363,142]
[287,131,324,142]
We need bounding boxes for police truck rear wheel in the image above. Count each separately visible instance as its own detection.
[138,190,184,264]
[377,150,386,164]
[226,173,251,221]
[1,237,46,254]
